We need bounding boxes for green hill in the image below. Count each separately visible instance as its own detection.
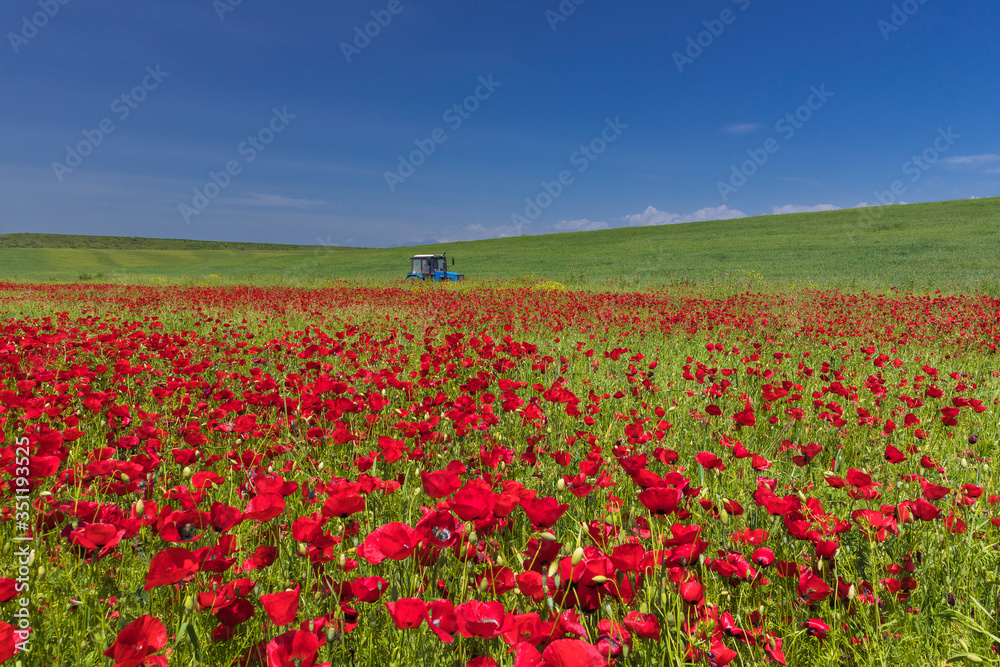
[0,233,325,251]
[1,197,997,291]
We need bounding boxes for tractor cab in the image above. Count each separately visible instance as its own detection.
[407,253,465,282]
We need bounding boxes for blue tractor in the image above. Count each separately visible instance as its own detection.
[407,253,465,282]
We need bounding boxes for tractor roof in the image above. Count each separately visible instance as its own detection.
[410,254,445,259]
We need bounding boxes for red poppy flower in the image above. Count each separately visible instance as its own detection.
[708,641,739,666]
[456,600,508,638]
[695,451,724,470]
[732,406,756,427]
[751,547,775,567]
[421,468,462,498]
[70,523,125,555]
[266,629,328,667]
[797,570,832,603]
[385,598,427,630]
[103,615,168,667]
[144,548,199,591]
[0,620,25,663]
[216,598,255,627]
[541,639,607,666]
[448,486,496,522]
[360,523,422,564]
[416,510,463,548]
[427,599,458,643]
[678,580,704,605]
[521,497,569,529]
[637,487,682,517]
[621,611,660,640]
[321,490,366,519]
[467,658,498,667]
[209,502,243,533]
[261,585,300,626]
[802,618,830,641]
[242,493,286,522]
[352,577,388,602]
[0,580,16,603]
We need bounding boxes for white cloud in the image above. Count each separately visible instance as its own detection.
[771,204,841,215]
[854,201,908,208]
[554,218,608,232]
[724,123,763,134]
[942,154,1000,166]
[624,205,746,227]
[683,205,747,222]
[226,193,326,208]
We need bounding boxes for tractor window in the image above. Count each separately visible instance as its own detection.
[411,259,422,274]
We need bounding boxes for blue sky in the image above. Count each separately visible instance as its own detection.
[1,0,997,247]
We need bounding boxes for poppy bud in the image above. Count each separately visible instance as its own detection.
[317,462,325,471]
[591,575,609,584]
[182,466,192,479]
[496,554,504,566]
[539,531,557,541]
[37,566,45,579]
[184,595,194,613]
[848,584,857,600]
[572,547,585,565]
[135,500,145,516]
[557,479,566,492]
[339,553,347,568]
[547,561,559,578]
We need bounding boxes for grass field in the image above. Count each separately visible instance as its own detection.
[1,197,997,291]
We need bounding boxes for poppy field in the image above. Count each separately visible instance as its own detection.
[2,282,1000,666]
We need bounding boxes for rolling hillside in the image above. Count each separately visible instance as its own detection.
[0,197,997,290]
